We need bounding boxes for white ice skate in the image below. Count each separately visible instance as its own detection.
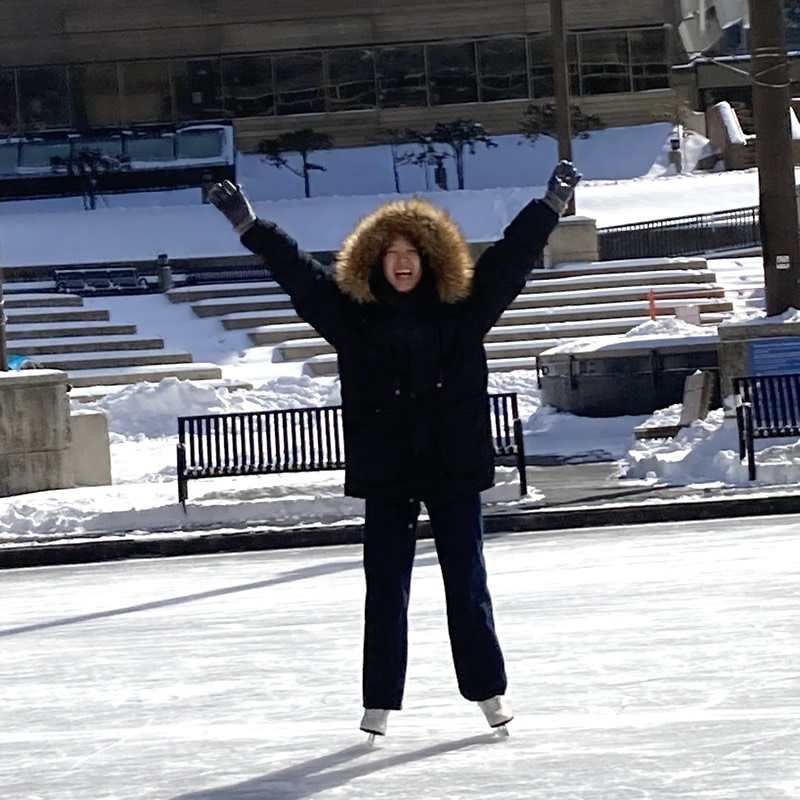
[360,709,390,744]
[478,695,513,735]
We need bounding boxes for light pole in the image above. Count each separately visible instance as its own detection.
[747,0,800,315]
[550,0,576,216]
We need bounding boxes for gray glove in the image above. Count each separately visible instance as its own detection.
[208,180,257,235]
[542,160,582,217]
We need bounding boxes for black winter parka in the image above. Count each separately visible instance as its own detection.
[241,197,559,503]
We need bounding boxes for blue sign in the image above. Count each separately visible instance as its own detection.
[749,337,800,376]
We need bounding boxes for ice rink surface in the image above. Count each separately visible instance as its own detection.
[2,516,799,800]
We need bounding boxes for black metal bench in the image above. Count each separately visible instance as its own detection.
[733,374,800,480]
[54,267,149,294]
[177,392,527,506]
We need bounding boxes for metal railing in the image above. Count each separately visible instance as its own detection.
[598,206,761,261]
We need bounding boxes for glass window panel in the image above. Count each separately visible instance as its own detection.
[222,55,275,117]
[326,49,377,111]
[630,28,669,91]
[121,61,173,123]
[19,140,70,168]
[124,133,175,161]
[579,31,631,95]
[478,38,528,102]
[377,45,427,108]
[0,141,19,174]
[0,71,19,133]
[173,59,223,121]
[529,35,579,98]
[176,127,224,159]
[18,67,70,129]
[427,41,478,105]
[70,64,121,128]
[274,52,325,115]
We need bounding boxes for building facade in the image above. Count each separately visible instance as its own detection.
[0,0,683,150]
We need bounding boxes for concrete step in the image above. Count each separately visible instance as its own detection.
[536,257,708,279]
[4,322,139,341]
[494,298,733,327]
[65,362,224,388]
[69,378,254,403]
[37,349,193,371]
[508,283,725,310]
[303,350,547,377]
[279,336,565,364]
[248,322,319,346]
[167,282,282,303]
[11,336,165,355]
[4,293,84,308]
[191,294,293,317]
[483,317,649,342]
[222,308,301,329]
[522,270,718,293]
[6,308,110,325]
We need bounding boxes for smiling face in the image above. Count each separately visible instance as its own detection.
[382,235,423,293]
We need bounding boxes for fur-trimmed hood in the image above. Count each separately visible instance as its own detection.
[334,198,474,304]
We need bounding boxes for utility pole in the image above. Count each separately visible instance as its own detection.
[747,0,800,315]
[550,0,576,215]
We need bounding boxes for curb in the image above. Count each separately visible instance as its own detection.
[3,491,800,570]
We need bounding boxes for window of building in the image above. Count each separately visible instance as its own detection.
[477,38,528,102]
[121,61,173,123]
[579,31,631,95]
[274,52,325,115]
[377,45,427,108]
[0,140,19,174]
[176,127,225,159]
[0,71,19,133]
[173,59,223,121]
[427,41,478,105]
[529,34,579,98]
[124,132,176,162]
[222,55,274,117]
[630,28,669,91]
[18,140,70,168]
[18,67,70,129]
[70,64,121,128]
[326,49,377,111]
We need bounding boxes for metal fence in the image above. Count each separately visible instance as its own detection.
[598,206,761,261]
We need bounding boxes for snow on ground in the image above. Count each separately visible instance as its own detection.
[0,125,797,544]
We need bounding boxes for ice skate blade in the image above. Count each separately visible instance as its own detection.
[366,732,380,746]
[494,724,510,738]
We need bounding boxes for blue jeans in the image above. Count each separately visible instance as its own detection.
[362,492,507,709]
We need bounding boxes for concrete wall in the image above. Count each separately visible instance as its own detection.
[544,216,600,267]
[0,370,71,497]
[0,0,671,65]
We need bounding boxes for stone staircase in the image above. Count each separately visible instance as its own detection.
[167,257,733,376]
[5,292,225,394]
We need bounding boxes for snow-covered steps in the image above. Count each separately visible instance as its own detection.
[34,349,194,372]
[5,322,140,341]
[65,362,223,388]
[522,269,719,293]
[4,292,84,309]
[190,293,294,317]
[166,281,283,303]
[247,321,319,346]
[10,335,166,355]
[221,308,301,329]
[531,257,709,279]
[6,308,110,325]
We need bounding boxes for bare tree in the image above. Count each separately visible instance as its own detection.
[370,128,410,193]
[404,119,497,190]
[520,103,604,145]
[258,129,333,198]
[50,148,132,210]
